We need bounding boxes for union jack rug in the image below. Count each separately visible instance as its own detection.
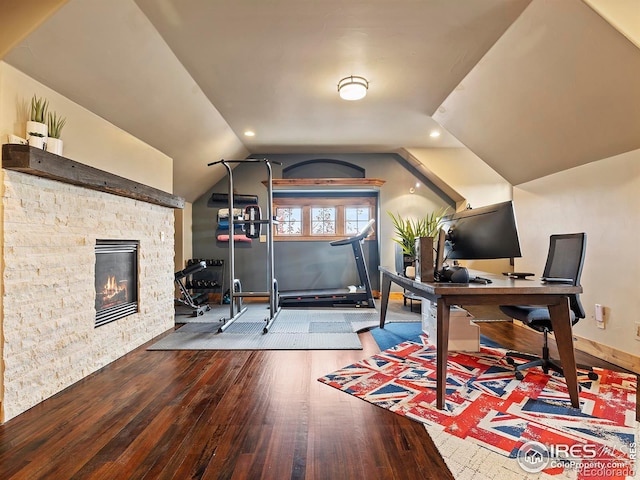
[318,336,638,479]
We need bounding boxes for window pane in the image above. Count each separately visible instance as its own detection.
[311,207,336,235]
[345,206,371,235]
[273,196,376,241]
[275,207,302,235]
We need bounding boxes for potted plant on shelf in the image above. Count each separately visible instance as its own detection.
[26,95,48,149]
[46,111,66,155]
[388,208,448,278]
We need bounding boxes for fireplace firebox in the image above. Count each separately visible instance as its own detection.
[95,240,139,327]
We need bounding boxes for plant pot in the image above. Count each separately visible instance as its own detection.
[28,135,45,149]
[46,137,64,156]
[26,120,48,140]
[405,266,416,279]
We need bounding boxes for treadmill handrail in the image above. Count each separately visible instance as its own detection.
[330,219,375,246]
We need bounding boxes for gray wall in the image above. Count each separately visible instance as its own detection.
[192,153,453,293]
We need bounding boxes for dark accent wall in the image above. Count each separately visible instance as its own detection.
[192,153,453,294]
[283,159,365,178]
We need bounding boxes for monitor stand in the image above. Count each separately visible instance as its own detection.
[434,228,447,281]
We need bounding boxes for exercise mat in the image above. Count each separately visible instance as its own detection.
[149,305,382,351]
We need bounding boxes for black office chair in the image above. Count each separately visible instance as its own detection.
[500,233,598,381]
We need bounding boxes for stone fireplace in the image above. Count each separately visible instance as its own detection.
[1,145,183,422]
[95,240,139,327]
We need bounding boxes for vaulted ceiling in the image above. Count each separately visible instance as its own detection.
[3,0,640,202]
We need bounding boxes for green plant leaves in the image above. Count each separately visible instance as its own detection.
[30,95,66,139]
[30,95,48,123]
[388,207,449,258]
[47,111,66,139]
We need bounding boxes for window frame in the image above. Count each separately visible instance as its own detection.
[273,195,377,241]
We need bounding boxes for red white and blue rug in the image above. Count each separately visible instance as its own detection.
[318,335,638,479]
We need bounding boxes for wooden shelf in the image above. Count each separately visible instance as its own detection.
[269,178,385,188]
[2,144,184,209]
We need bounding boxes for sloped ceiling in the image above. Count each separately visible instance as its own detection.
[2,0,639,202]
[3,0,249,202]
[0,0,67,58]
[433,0,640,184]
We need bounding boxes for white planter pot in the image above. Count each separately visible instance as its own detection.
[28,135,45,149]
[26,120,48,140]
[46,137,64,156]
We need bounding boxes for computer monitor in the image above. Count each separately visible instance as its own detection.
[440,201,522,261]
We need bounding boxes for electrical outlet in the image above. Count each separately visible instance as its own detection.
[594,304,605,329]
[635,322,640,341]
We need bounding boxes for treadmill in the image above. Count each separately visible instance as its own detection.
[279,219,376,308]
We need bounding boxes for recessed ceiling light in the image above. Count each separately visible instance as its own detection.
[338,75,369,101]
[429,130,441,138]
[244,130,255,137]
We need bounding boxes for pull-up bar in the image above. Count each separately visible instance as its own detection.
[207,158,283,166]
[207,158,281,333]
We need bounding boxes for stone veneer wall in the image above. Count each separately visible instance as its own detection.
[1,170,175,421]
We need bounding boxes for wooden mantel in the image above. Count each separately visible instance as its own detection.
[2,144,184,209]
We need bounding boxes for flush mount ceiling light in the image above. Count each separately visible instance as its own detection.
[338,75,368,101]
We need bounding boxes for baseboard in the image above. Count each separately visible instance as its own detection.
[512,320,640,375]
[571,334,640,375]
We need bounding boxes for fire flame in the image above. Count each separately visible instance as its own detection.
[104,275,119,295]
[98,276,128,309]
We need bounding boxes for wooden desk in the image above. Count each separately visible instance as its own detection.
[379,266,582,411]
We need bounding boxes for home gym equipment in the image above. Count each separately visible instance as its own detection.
[207,158,281,333]
[214,205,261,243]
[278,219,376,308]
[184,258,225,304]
[174,261,211,316]
[243,205,262,239]
[207,192,258,207]
[216,208,243,230]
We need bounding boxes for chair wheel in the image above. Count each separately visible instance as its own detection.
[587,371,598,381]
[515,371,524,381]
[505,357,516,366]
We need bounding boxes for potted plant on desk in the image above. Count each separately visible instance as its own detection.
[388,208,448,279]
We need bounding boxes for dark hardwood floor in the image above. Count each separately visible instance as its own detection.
[0,302,633,480]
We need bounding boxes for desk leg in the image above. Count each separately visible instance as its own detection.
[379,274,391,329]
[436,299,450,410]
[636,375,640,422]
[548,300,580,409]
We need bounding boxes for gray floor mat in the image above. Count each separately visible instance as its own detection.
[150,306,385,350]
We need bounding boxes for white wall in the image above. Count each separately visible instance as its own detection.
[407,147,512,208]
[513,148,640,356]
[174,202,193,273]
[0,61,173,192]
[406,147,514,273]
